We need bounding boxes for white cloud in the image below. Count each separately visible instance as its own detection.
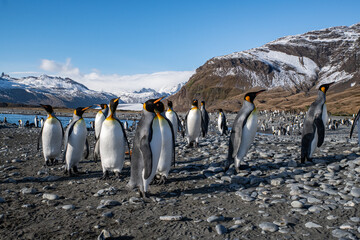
[39,58,194,93]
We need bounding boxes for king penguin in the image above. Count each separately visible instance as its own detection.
[37,104,64,166]
[165,100,184,140]
[218,109,228,136]
[350,109,360,145]
[225,90,266,172]
[93,103,109,162]
[127,97,166,198]
[154,100,175,184]
[301,82,334,163]
[63,106,91,176]
[185,99,205,147]
[99,98,130,179]
[200,101,210,136]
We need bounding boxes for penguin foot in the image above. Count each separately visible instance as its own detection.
[139,189,149,199]
[100,171,110,180]
[64,169,73,177]
[53,159,58,165]
[115,172,121,179]
[73,166,80,173]
[45,160,52,166]
[194,142,199,148]
[158,175,167,185]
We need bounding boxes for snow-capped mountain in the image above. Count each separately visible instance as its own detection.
[169,23,360,112]
[118,82,186,103]
[0,73,119,108]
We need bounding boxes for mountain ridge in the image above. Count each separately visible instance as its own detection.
[168,23,360,114]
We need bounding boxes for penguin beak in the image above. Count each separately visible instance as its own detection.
[154,96,164,104]
[82,106,91,112]
[328,82,335,86]
[114,97,119,103]
[256,89,266,96]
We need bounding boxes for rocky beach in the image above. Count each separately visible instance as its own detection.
[0,110,360,239]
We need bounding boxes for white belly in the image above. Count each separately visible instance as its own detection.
[322,104,328,129]
[100,119,125,172]
[143,116,162,192]
[95,112,106,139]
[186,109,201,141]
[218,114,222,132]
[156,116,173,177]
[42,118,63,161]
[165,110,178,139]
[66,119,87,169]
[236,111,258,163]
[310,128,318,158]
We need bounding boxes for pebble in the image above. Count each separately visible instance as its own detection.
[207,215,224,223]
[350,187,360,198]
[291,201,304,208]
[102,211,114,218]
[129,197,143,204]
[159,215,183,221]
[259,222,279,232]
[20,187,38,194]
[62,205,75,210]
[42,193,59,200]
[0,197,5,203]
[98,229,111,240]
[332,229,355,239]
[305,222,322,228]
[215,224,227,235]
[100,199,121,207]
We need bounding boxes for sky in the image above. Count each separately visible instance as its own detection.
[1,0,360,93]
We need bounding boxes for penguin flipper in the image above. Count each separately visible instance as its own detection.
[350,109,360,138]
[84,138,89,159]
[200,112,206,137]
[314,117,325,147]
[63,120,77,158]
[37,125,44,150]
[142,133,153,180]
[164,117,176,167]
[116,119,131,161]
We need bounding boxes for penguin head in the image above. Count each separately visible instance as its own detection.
[167,100,173,109]
[192,99,199,107]
[155,101,165,113]
[40,104,54,114]
[244,89,266,103]
[218,108,223,113]
[201,101,205,106]
[143,97,164,113]
[74,106,91,117]
[319,82,334,94]
[97,104,108,110]
[109,98,120,114]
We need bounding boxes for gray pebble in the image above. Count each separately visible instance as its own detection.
[0,197,5,203]
[98,229,111,240]
[159,215,183,221]
[332,229,355,239]
[305,222,322,228]
[350,187,360,198]
[291,201,304,208]
[62,205,75,210]
[20,187,37,194]
[100,199,121,207]
[259,222,279,232]
[215,224,227,235]
[207,215,224,223]
[102,211,113,218]
[42,193,59,200]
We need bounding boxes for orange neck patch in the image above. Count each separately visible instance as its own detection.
[245,96,251,102]
[191,106,198,110]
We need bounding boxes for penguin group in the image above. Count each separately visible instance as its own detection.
[36,81,360,198]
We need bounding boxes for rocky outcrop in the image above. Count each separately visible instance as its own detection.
[169,23,360,114]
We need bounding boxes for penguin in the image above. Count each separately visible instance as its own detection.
[350,108,360,145]
[93,103,109,162]
[154,100,175,184]
[37,104,64,166]
[165,100,184,140]
[127,97,167,198]
[225,89,266,172]
[218,109,228,135]
[301,82,334,163]
[99,98,130,179]
[34,115,38,128]
[63,106,91,176]
[200,101,210,136]
[185,99,205,147]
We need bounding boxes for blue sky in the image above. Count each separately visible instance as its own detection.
[1,0,360,92]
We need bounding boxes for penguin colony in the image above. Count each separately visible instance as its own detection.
[37,82,360,197]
